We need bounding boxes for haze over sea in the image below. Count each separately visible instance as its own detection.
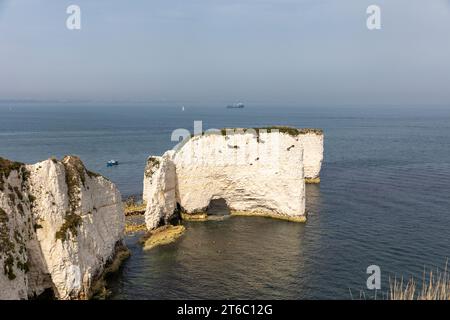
[1,103,449,299]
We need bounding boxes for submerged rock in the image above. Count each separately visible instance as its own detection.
[0,156,126,300]
[141,225,186,250]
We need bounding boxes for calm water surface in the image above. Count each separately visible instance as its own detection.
[1,104,449,299]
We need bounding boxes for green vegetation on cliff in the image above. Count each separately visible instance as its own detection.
[0,158,24,192]
[224,127,324,137]
[58,156,86,242]
[55,212,82,242]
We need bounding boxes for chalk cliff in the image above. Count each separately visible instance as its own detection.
[0,156,126,300]
[144,151,177,230]
[143,127,322,230]
[298,132,323,181]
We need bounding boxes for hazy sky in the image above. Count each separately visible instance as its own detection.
[1,0,450,105]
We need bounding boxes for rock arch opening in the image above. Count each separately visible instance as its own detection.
[206,198,230,216]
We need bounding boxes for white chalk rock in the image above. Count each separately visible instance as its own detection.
[143,128,322,229]
[173,130,305,218]
[0,161,30,299]
[144,151,177,230]
[0,156,126,300]
[298,132,324,180]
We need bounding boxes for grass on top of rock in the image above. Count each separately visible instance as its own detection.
[147,157,160,168]
[246,127,323,136]
[188,126,323,139]
[144,157,161,178]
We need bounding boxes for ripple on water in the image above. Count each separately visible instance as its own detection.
[109,162,450,299]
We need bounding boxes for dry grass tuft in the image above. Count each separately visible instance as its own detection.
[389,262,449,300]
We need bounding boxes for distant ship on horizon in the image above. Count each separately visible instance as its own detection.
[226,102,245,109]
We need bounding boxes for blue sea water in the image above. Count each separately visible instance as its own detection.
[1,103,449,299]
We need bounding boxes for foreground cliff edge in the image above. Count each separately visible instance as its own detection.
[0,156,128,300]
[143,127,324,233]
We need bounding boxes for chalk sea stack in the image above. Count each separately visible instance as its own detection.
[143,127,324,230]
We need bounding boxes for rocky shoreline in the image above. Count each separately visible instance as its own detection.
[1,127,324,300]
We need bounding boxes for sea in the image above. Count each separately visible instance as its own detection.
[1,103,449,299]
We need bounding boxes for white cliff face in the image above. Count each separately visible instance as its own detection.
[143,128,321,229]
[144,152,177,230]
[298,133,324,180]
[0,160,31,299]
[174,131,305,217]
[0,156,126,300]
[143,156,161,204]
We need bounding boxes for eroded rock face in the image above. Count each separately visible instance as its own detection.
[144,152,177,230]
[298,132,324,180]
[0,158,36,300]
[174,131,305,218]
[143,128,320,229]
[0,156,126,300]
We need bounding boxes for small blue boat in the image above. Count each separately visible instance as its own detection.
[107,160,119,167]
